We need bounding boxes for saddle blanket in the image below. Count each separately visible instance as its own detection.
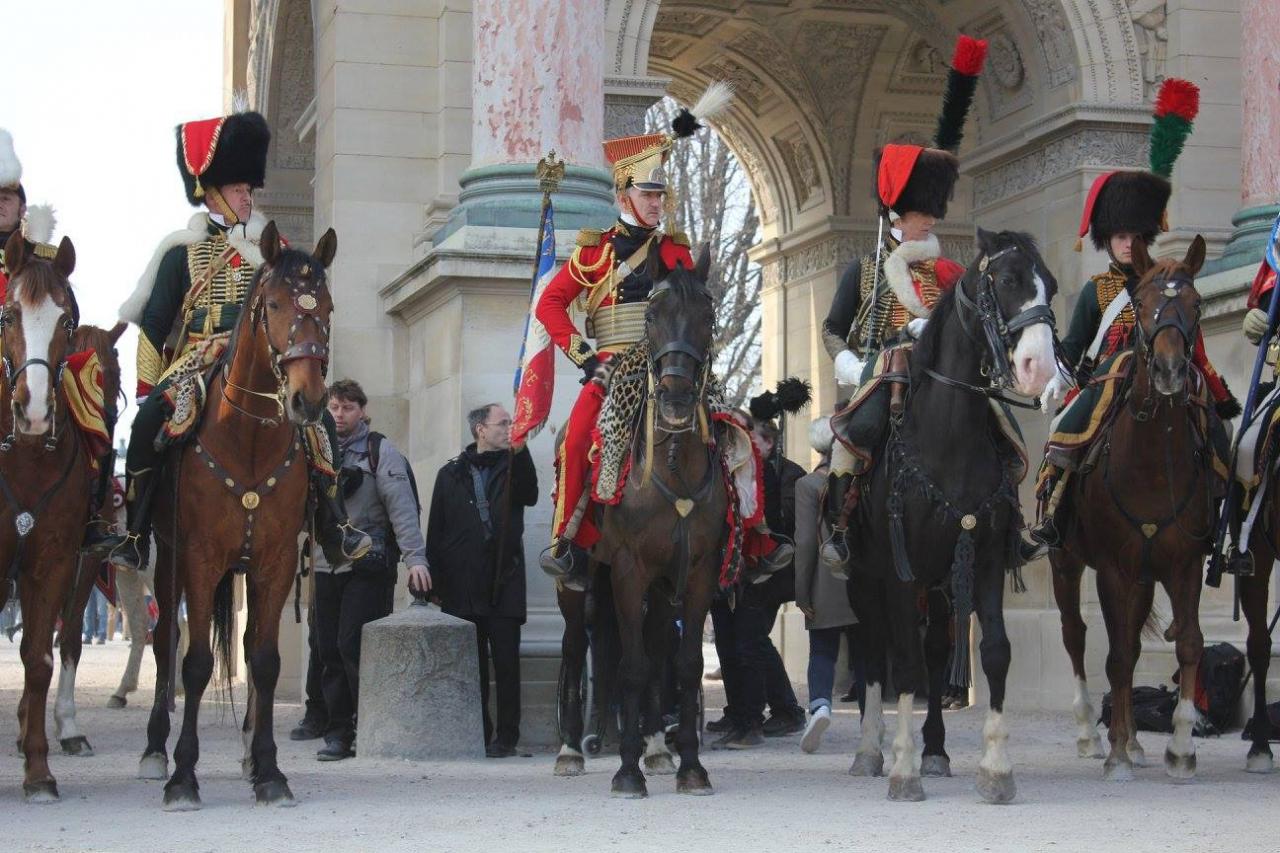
[62,349,111,464]
[1235,380,1280,491]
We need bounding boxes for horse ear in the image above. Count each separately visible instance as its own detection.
[260,221,281,265]
[53,236,75,278]
[1184,235,1206,276]
[647,237,669,281]
[109,321,128,344]
[695,243,711,281]
[974,227,995,255]
[2,230,26,278]
[1130,237,1154,278]
[313,228,338,270]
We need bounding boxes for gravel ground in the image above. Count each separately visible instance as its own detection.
[0,637,1275,853]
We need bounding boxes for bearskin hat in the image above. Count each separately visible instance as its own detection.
[749,377,812,425]
[874,145,960,220]
[1082,170,1170,251]
[175,111,271,206]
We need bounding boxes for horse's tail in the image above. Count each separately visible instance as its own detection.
[211,570,236,690]
[1143,601,1166,642]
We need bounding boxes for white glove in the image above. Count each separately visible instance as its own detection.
[905,317,928,339]
[834,350,865,386]
[1243,307,1269,344]
[1042,372,1069,411]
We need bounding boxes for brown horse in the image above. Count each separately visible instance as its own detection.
[137,221,336,809]
[589,241,727,798]
[1238,419,1280,773]
[0,232,124,801]
[1051,236,1214,781]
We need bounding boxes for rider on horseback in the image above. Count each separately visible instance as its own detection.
[818,36,987,573]
[1031,79,1239,549]
[0,128,120,555]
[109,109,370,571]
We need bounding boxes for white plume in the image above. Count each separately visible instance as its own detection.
[22,204,56,244]
[0,128,20,187]
[690,80,735,123]
[232,89,250,113]
[808,416,835,454]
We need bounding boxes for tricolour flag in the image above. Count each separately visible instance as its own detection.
[510,201,557,448]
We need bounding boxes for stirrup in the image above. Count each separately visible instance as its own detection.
[1226,547,1255,577]
[108,533,147,571]
[1029,517,1061,548]
[539,542,586,591]
[1018,536,1049,563]
[820,529,850,579]
[80,520,126,557]
[338,522,373,561]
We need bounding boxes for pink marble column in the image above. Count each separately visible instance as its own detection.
[471,0,605,169]
[1241,0,1280,207]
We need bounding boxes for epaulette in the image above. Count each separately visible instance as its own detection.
[669,231,690,247]
[33,242,58,260]
[576,228,604,247]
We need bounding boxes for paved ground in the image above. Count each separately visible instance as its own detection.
[0,636,1275,852]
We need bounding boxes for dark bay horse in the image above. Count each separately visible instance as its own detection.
[138,222,336,809]
[1051,236,1215,781]
[1239,448,1279,773]
[0,232,122,801]
[847,228,1058,803]
[588,241,727,798]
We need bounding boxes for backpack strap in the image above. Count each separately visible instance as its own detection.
[368,431,384,477]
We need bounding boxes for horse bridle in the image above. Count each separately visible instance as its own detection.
[646,279,713,433]
[0,304,76,451]
[222,263,332,426]
[1133,272,1198,370]
[927,244,1056,409]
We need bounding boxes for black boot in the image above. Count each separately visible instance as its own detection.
[108,469,157,571]
[314,481,372,569]
[538,540,586,592]
[81,453,125,556]
[820,473,853,576]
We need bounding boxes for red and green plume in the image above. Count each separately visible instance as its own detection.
[934,34,989,153]
[1148,78,1199,178]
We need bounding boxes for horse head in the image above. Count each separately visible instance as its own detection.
[964,228,1059,397]
[72,320,128,419]
[249,221,337,425]
[1,231,78,437]
[644,240,714,430]
[1131,235,1205,397]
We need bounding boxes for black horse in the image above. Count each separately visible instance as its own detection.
[845,228,1058,803]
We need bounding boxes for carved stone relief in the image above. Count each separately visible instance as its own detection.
[271,0,315,170]
[887,37,947,96]
[695,55,770,114]
[649,34,692,62]
[969,14,1031,123]
[773,127,824,210]
[1128,0,1168,95]
[972,128,1147,209]
[1021,0,1077,88]
[652,9,721,37]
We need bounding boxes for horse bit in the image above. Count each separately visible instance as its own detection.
[645,279,713,436]
[1129,272,1199,417]
[0,304,76,452]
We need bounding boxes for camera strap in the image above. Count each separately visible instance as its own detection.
[469,464,494,540]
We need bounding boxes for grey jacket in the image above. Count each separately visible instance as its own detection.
[794,469,857,630]
[314,421,426,573]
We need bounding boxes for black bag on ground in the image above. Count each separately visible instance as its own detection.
[1174,642,1245,735]
[1100,685,1177,734]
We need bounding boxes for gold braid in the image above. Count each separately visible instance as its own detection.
[568,243,615,289]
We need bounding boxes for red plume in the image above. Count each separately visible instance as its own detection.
[951,35,988,77]
[1154,78,1200,122]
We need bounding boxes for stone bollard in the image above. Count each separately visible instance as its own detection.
[357,604,485,760]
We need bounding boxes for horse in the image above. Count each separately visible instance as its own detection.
[137,221,336,809]
[0,231,123,801]
[845,228,1058,803]
[1050,236,1216,782]
[105,477,157,709]
[583,240,727,798]
[1239,448,1280,773]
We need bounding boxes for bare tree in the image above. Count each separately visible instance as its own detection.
[646,98,761,408]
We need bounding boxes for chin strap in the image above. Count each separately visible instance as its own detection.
[204,186,241,227]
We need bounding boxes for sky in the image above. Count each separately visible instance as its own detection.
[4,0,224,440]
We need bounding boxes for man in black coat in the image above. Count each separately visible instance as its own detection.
[427,402,537,757]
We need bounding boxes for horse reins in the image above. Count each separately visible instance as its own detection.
[0,306,77,450]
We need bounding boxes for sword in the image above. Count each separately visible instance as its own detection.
[1206,211,1280,590]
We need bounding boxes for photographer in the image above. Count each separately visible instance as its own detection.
[313,379,429,761]
[427,403,537,758]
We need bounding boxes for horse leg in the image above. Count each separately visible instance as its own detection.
[554,585,588,777]
[885,581,924,802]
[17,600,59,802]
[110,566,148,708]
[161,575,216,810]
[246,570,295,807]
[139,545,177,780]
[1241,548,1275,773]
[54,556,98,757]
[973,556,1016,804]
[609,555,648,798]
[920,590,950,777]
[1161,559,1204,781]
[1050,548,1103,758]
[847,576,886,777]
[1096,568,1146,781]
[239,606,258,781]
[641,605,675,776]
[674,573,714,795]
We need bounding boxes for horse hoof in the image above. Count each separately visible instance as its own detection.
[676,766,713,795]
[23,780,59,804]
[138,752,169,780]
[611,769,648,799]
[1077,736,1104,759]
[848,751,884,777]
[60,736,94,757]
[1245,750,1274,774]
[553,755,586,777]
[1103,759,1134,782]
[162,782,201,811]
[976,768,1017,804]
[1128,742,1147,767]
[106,695,127,709]
[920,755,952,777]
[254,779,296,807]
[887,774,925,802]
[1164,749,1196,781]
[644,752,677,776]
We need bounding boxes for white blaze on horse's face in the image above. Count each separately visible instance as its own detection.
[13,286,63,435]
[1010,271,1057,397]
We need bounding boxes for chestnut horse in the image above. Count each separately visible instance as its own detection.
[1051,236,1215,781]
[137,222,336,809]
[0,232,123,801]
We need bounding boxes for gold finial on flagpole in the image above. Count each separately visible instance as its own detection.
[537,150,565,195]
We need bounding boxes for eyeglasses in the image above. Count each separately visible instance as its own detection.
[483,419,512,429]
